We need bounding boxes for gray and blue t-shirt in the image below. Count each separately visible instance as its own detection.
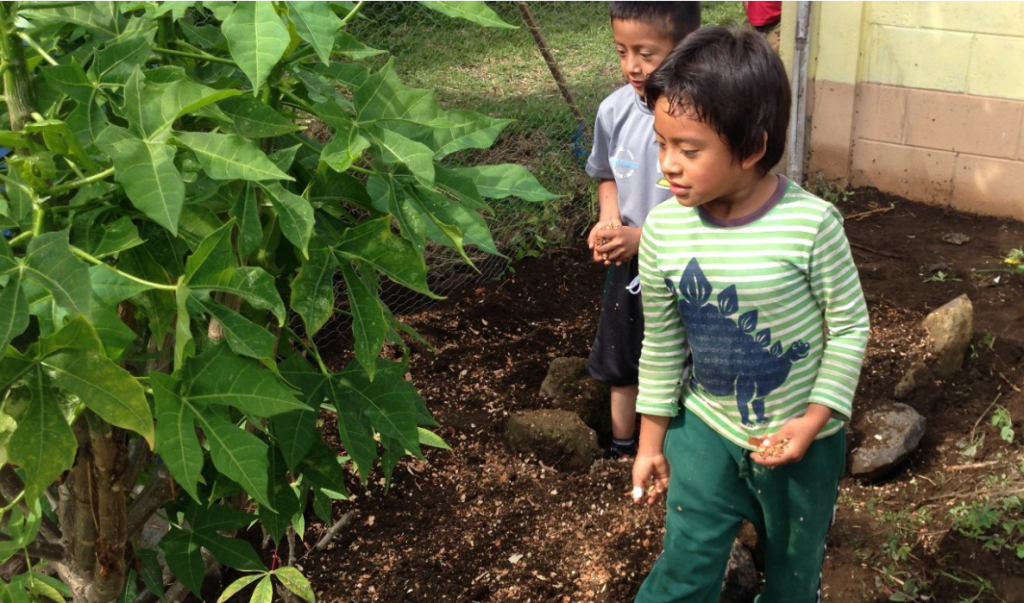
[586,85,671,228]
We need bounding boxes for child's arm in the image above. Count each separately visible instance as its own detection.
[632,214,687,500]
[753,205,870,466]
[632,414,671,504]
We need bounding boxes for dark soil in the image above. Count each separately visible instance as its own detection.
[295,190,1024,603]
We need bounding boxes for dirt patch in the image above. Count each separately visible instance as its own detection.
[285,189,1024,603]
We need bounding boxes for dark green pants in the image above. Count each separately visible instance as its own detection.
[634,409,845,603]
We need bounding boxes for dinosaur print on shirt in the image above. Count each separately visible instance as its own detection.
[666,258,810,426]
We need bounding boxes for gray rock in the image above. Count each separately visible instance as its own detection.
[893,361,933,399]
[539,357,611,439]
[850,403,926,479]
[720,538,759,603]
[506,409,601,472]
[921,294,973,379]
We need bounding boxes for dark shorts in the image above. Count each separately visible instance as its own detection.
[586,258,643,386]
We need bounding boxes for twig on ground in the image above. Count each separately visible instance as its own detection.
[945,460,1003,471]
[849,241,901,259]
[998,372,1022,393]
[846,204,895,221]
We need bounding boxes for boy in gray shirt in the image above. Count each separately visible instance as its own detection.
[586,2,700,459]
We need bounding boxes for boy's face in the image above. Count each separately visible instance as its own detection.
[653,97,762,215]
[611,18,676,98]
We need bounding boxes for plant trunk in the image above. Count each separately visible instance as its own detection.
[57,414,129,603]
[0,1,37,132]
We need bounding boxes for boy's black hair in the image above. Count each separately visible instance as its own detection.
[609,1,702,44]
[644,26,791,173]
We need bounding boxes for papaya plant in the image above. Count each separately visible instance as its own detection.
[0,1,555,601]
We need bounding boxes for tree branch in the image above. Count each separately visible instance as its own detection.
[126,468,173,540]
[0,534,66,562]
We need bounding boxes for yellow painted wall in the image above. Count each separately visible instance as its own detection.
[803,1,1024,101]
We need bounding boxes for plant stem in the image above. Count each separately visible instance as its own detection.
[20,1,82,9]
[71,247,177,291]
[340,1,365,26]
[153,46,235,66]
[287,131,320,154]
[284,325,329,374]
[280,88,313,113]
[6,231,32,247]
[0,2,37,131]
[48,166,115,194]
[16,31,59,66]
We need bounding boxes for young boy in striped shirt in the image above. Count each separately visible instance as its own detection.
[630,27,870,603]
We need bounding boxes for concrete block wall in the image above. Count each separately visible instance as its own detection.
[794,1,1024,220]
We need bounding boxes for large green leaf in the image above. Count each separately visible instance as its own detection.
[274,567,315,603]
[229,183,262,257]
[41,318,153,446]
[0,272,29,351]
[337,362,422,458]
[261,183,313,258]
[184,223,286,323]
[432,110,513,159]
[412,183,500,256]
[335,217,433,296]
[320,120,370,174]
[451,164,559,201]
[290,236,337,336]
[270,355,317,472]
[406,185,470,263]
[22,3,123,38]
[333,31,385,61]
[92,32,155,84]
[180,344,306,416]
[121,68,241,138]
[89,265,152,308]
[82,215,145,259]
[152,372,203,503]
[434,166,491,212]
[7,366,76,504]
[40,63,94,105]
[197,412,272,509]
[214,96,301,138]
[367,128,435,184]
[417,1,517,28]
[96,126,185,235]
[354,60,443,127]
[89,307,138,362]
[198,297,276,360]
[258,449,300,545]
[287,2,343,65]
[318,375,376,484]
[25,231,91,316]
[0,167,36,224]
[174,132,291,182]
[222,2,290,93]
[160,530,205,597]
[367,174,426,252]
[339,262,386,380]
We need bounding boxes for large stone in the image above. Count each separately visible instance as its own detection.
[894,361,933,399]
[506,409,601,472]
[850,403,927,480]
[539,357,611,439]
[921,294,973,379]
[720,538,759,603]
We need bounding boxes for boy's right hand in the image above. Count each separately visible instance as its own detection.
[587,219,620,263]
[631,453,671,505]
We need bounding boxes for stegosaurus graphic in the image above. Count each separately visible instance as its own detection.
[666,258,810,426]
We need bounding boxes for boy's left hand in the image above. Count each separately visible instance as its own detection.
[750,406,832,467]
[594,225,641,266]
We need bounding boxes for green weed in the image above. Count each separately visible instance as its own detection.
[807,171,854,205]
[938,570,998,603]
[950,495,1024,559]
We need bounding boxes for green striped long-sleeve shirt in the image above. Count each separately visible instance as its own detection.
[637,178,870,450]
